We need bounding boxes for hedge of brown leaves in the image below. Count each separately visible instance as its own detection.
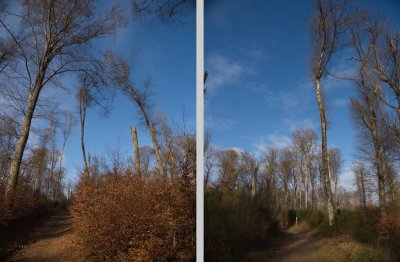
[72,169,195,261]
[0,176,46,223]
[378,206,400,255]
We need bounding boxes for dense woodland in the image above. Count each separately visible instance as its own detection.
[0,0,195,260]
[205,0,400,261]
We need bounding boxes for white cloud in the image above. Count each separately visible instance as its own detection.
[205,115,235,131]
[333,98,349,108]
[339,169,356,191]
[266,134,292,148]
[252,133,292,157]
[283,118,317,132]
[230,147,245,154]
[264,81,314,111]
[205,54,245,91]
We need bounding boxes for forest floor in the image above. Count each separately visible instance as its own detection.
[5,209,87,262]
[247,224,385,262]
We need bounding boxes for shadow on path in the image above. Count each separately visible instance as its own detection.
[6,210,87,262]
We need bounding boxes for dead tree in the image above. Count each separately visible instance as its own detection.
[131,127,141,179]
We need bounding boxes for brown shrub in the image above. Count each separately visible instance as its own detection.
[377,207,400,254]
[0,176,47,223]
[72,169,195,261]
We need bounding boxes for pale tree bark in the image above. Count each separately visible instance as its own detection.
[55,112,74,200]
[310,0,350,225]
[131,126,141,179]
[316,80,335,224]
[121,79,165,179]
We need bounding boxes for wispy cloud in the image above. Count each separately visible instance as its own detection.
[339,169,356,191]
[283,118,317,132]
[205,115,235,131]
[252,133,292,157]
[333,98,349,108]
[264,81,314,111]
[205,54,245,91]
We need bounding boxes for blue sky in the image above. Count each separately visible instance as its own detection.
[38,2,196,184]
[205,0,400,189]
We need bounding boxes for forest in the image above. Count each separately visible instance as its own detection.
[204,0,400,261]
[0,0,195,261]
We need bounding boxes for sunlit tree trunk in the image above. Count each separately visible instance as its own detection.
[131,127,141,179]
[316,78,335,225]
[6,60,50,200]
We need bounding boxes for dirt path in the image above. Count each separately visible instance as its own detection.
[6,210,87,262]
[247,225,376,262]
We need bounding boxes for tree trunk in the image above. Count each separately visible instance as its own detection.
[5,63,48,202]
[360,170,367,208]
[131,127,141,179]
[251,167,257,199]
[284,182,289,211]
[315,78,335,226]
[149,125,165,178]
[305,172,309,209]
[79,100,89,174]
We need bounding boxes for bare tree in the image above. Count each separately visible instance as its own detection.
[45,114,59,198]
[328,148,343,208]
[0,116,17,185]
[279,148,295,211]
[310,0,350,225]
[292,129,318,209]
[32,131,50,195]
[352,161,368,208]
[204,131,216,189]
[218,149,239,192]
[131,0,195,24]
[55,111,75,200]
[265,147,279,208]
[120,76,166,179]
[1,0,125,202]
[350,61,387,216]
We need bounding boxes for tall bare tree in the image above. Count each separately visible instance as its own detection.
[310,0,350,225]
[328,148,343,208]
[1,0,125,202]
[351,61,387,216]
[279,148,295,211]
[204,131,216,189]
[265,147,279,207]
[55,111,75,200]
[218,149,239,192]
[120,76,166,179]
[352,162,368,208]
[292,129,318,209]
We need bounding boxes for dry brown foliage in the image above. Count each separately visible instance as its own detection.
[377,207,400,253]
[0,176,46,223]
[72,166,195,261]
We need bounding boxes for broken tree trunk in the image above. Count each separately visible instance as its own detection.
[131,127,141,179]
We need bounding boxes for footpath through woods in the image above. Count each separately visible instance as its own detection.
[247,224,383,262]
[5,210,87,262]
